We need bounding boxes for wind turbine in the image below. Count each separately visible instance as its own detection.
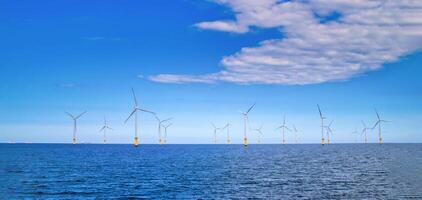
[240,103,255,146]
[373,109,388,144]
[124,88,155,147]
[352,127,359,143]
[99,116,113,144]
[292,124,299,144]
[66,111,87,145]
[252,124,263,144]
[361,120,371,144]
[275,115,291,144]
[211,123,220,144]
[221,123,232,144]
[317,104,326,145]
[324,120,334,144]
[153,114,172,144]
[162,123,172,144]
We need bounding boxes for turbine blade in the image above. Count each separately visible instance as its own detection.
[65,112,75,119]
[375,109,380,120]
[328,120,333,127]
[124,109,137,124]
[246,103,256,114]
[317,104,323,118]
[154,114,160,121]
[75,111,87,119]
[162,118,172,123]
[99,126,106,132]
[361,120,366,128]
[131,88,138,107]
[138,108,155,114]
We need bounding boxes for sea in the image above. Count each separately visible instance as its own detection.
[1,144,421,199]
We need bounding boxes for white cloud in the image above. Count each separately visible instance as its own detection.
[149,0,422,85]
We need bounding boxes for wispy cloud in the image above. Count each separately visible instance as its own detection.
[149,0,422,85]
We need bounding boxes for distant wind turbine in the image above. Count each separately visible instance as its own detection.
[162,123,172,144]
[66,111,87,145]
[372,109,388,144]
[317,104,326,145]
[211,123,220,144]
[275,115,291,144]
[292,124,299,144]
[240,103,256,146]
[99,116,112,144]
[124,88,155,147]
[154,114,172,144]
[352,127,359,143]
[324,120,334,144]
[252,124,264,144]
[361,120,371,144]
[221,123,232,144]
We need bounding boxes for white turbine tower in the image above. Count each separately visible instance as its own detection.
[275,115,291,144]
[373,109,388,144]
[66,111,87,145]
[292,124,299,144]
[361,120,371,144]
[317,104,326,145]
[211,123,220,144]
[240,103,256,146]
[99,116,113,144]
[124,88,155,147]
[221,123,232,144]
[162,123,172,144]
[154,114,172,144]
[324,120,334,144]
[252,124,263,144]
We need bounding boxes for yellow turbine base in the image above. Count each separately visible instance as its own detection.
[327,139,330,145]
[380,138,383,144]
[134,137,139,147]
[72,138,76,145]
[227,139,231,144]
[243,138,248,146]
[321,138,325,145]
[159,139,163,145]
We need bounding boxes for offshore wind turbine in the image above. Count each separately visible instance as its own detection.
[153,114,172,144]
[292,124,299,144]
[66,111,87,145]
[221,123,232,144]
[162,123,172,144]
[317,104,326,145]
[252,124,264,144]
[352,127,359,143]
[275,115,291,144]
[361,120,371,144]
[324,120,334,144]
[372,109,388,144]
[99,116,113,144]
[211,123,220,144]
[124,88,155,147]
[240,103,256,146]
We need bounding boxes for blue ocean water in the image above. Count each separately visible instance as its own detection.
[1,144,421,199]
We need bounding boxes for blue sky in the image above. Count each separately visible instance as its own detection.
[1,0,422,143]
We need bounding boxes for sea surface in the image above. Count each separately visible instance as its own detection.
[1,144,422,199]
